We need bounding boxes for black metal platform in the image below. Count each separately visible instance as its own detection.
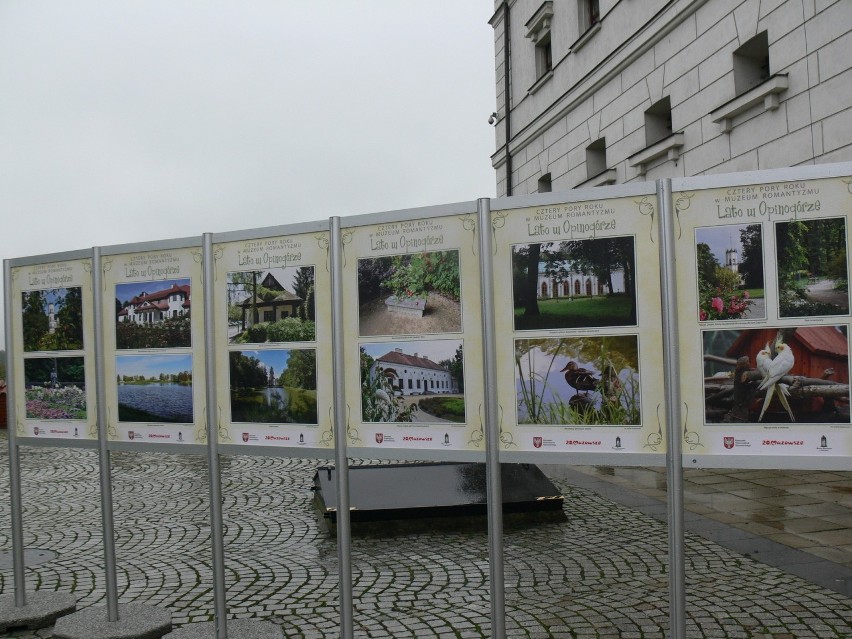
[313,462,564,532]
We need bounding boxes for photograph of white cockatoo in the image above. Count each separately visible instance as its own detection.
[757,339,795,422]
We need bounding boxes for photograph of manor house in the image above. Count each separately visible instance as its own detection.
[115,279,192,349]
[360,340,465,424]
[226,266,315,343]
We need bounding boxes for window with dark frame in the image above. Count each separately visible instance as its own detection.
[535,32,553,79]
[585,138,606,178]
[579,0,600,34]
[733,31,770,95]
[525,2,554,89]
[644,96,673,147]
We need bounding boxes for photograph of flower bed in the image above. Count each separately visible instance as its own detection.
[24,356,86,420]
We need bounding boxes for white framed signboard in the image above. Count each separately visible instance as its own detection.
[673,171,852,467]
[488,188,667,464]
[9,253,96,444]
[211,224,334,454]
[100,242,206,447]
[339,203,486,460]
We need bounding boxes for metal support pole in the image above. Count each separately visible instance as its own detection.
[330,217,354,639]
[203,233,229,639]
[92,247,120,622]
[3,260,27,607]
[657,180,686,639]
[477,199,506,639]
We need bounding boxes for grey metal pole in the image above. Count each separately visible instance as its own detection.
[477,198,506,639]
[92,247,120,622]
[330,217,354,639]
[3,260,27,607]
[202,233,229,639]
[656,179,686,639]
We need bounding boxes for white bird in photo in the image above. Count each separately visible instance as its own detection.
[757,339,795,422]
[756,343,772,379]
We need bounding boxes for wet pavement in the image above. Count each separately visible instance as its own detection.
[0,437,849,638]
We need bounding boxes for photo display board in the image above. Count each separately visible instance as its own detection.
[340,206,486,459]
[10,254,96,443]
[212,227,334,452]
[674,174,852,462]
[100,244,206,446]
[489,191,667,460]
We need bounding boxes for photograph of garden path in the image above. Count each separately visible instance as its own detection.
[775,217,849,318]
[702,326,850,424]
[227,267,315,344]
[24,356,86,420]
[358,250,461,336]
[229,349,317,424]
[695,223,765,321]
[360,340,465,424]
[515,336,640,426]
[116,354,193,423]
[512,238,636,331]
[115,279,192,349]
[21,287,84,352]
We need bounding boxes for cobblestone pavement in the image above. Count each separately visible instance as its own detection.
[0,442,850,638]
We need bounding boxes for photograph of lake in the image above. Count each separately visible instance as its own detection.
[116,354,193,423]
[230,349,317,424]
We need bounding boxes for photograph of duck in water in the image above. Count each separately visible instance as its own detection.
[514,336,640,426]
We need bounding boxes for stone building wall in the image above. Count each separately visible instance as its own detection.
[490,0,851,195]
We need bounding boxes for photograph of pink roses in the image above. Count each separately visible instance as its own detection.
[695,223,765,321]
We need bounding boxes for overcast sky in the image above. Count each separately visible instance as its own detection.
[0,1,497,349]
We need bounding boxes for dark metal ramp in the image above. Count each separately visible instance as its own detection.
[313,462,564,531]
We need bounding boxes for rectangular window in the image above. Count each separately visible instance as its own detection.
[263,310,274,322]
[644,97,673,147]
[733,31,770,95]
[579,0,600,33]
[535,33,553,79]
[586,138,606,178]
[538,173,552,193]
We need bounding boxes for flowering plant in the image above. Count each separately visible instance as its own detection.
[699,285,752,321]
[25,385,86,419]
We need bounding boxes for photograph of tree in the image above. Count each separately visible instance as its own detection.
[24,356,86,420]
[360,340,464,423]
[512,238,636,330]
[515,336,640,426]
[695,224,764,321]
[115,279,192,349]
[229,349,317,424]
[358,250,461,336]
[116,354,193,423]
[226,267,315,343]
[21,287,84,352]
[775,217,849,317]
[702,326,849,424]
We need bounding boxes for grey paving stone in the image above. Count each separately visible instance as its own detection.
[0,443,849,638]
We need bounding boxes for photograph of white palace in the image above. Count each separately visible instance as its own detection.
[370,348,458,396]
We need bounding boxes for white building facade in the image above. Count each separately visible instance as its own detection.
[117,284,191,325]
[537,262,625,298]
[370,349,457,396]
[490,0,852,195]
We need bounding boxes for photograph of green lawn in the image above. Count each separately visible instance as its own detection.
[512,238,637,330]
